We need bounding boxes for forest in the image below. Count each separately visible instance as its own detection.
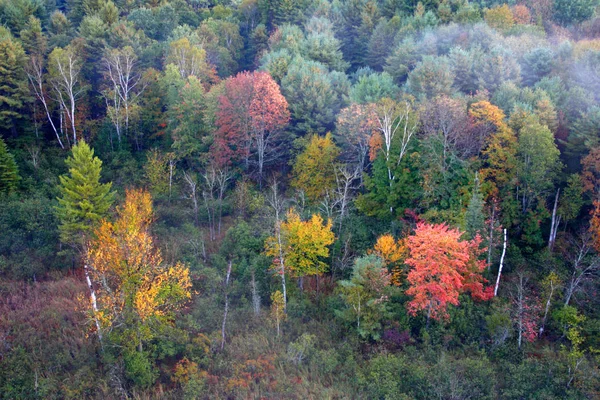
[1,0,600,398]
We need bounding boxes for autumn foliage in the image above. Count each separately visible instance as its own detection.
[405,222,492,320]
[590,200,600,252]
[265,209,335,278]
[86,189,192,343]
[371,234,408,286]
[212,71,289,179]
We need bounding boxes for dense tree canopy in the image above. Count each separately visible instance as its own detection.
[2,0,600,398]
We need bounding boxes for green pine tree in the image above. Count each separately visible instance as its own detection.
[0,137,19,195]
[0,28,29,133]
[55,140,114,250]
[465,174,485,240]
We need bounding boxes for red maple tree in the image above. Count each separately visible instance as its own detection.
[211,71,289,181]
[405,222,493,321]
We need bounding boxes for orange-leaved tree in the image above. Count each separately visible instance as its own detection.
[405,222,492,322]
[86,189,192,354]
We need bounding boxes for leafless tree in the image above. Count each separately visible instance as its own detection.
[266,177,288,312]
[202,166,231,240]
[25,55,65,149]
[183,171,199,226]
[102,46,145,146]
[47,46,84,145]
[561,231,600,306]
[374,99,418,213]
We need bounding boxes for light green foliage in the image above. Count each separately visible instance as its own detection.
[144,149,169,197]
[260,48,293,83]
[407,56,455,100]
[476,47,521,94]
[302,16,348,72]
[558,175,584,223]
[515,114,562,213]
[350,69,399,104]
[55,141,114,249]
[168,75,210,164]
[268,23,305,54]
[337,255,391,340]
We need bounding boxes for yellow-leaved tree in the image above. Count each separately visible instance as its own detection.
[370,234,407,286]
[86,188,191,381]
[265,209,335,295]
[290,133,340,203]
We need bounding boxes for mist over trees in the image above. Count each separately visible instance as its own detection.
[1,0,600,398]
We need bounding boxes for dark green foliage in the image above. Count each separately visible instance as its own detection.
[366,18,399,71]
[521,48,554,86]
[384,37,421,84]
[281,57,349,134]
[356,149,422,220]
[0,29,29,133]
[0,2,599,399]
[0,138,19,194]
[128,4,178,41]
[553,0,599,26]
[333,0,376,70]
[566,106,600,155]
[449,46,481,94]
[0,193,60,279]
[0,279,102,398]
[464,176,485,239]
[476,46,521,93]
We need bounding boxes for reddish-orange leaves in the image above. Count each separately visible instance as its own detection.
[405,222,492,320]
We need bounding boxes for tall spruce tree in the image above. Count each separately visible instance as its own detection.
[0,137,19,195]
[55,140,114,250]
[0,28,29,134]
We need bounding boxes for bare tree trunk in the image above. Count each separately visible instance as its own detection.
[539,279,556,337]
[516,274,525,349]
[487,202,496,268]
[168,156,175,201]
[494,229,507,297]
[26,56,65,149]
[251,270,260,316]
[548,189,560,251]
[221,260,232,350]
[268,179,287,312]
[183,171,199,226]
[84,264,103,351]
[216,168,231,236]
